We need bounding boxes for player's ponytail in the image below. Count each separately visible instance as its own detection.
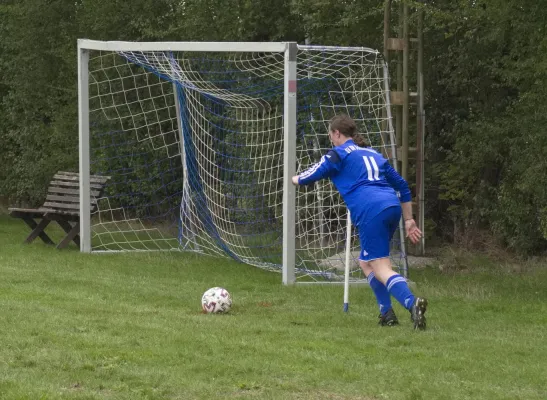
[351,133,369,148]
[328,114,369,147]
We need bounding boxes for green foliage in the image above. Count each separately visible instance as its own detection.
[2,0,547,253]
[292,0,384,47]
[0,0,79,205]
[0,0,303,207]
[424,0,547,253]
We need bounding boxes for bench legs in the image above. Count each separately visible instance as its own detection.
[21,217,55,245]
[12,213,81,249]
[56,220,81,249]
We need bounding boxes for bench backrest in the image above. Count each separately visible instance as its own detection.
[38,171,110,215]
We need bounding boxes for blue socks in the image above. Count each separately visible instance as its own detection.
[386,274,415,310]
[367,272,392,315]
[367,273,416,314]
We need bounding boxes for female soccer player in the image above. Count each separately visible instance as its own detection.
[292,114,428,329]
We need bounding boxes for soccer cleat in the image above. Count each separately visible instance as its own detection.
[378,308,399,326]
[410,297,428,330]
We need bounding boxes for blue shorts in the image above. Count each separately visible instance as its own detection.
[358,206,402,262]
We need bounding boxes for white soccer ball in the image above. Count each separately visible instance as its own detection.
[201,287,232,314]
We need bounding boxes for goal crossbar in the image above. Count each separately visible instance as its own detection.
[78,39,289,53]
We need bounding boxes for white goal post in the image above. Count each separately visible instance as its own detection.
[77,39,409,285]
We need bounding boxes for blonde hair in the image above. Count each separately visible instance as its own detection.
[329,114,368,147]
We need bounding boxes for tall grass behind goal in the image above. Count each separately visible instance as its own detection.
[78,40,407,283]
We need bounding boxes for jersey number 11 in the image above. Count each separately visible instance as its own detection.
[363,156,380,181]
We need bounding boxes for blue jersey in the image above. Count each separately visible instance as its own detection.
[298,140,411,227]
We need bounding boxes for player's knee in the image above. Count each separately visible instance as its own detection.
[369,257,393,273]
[359,259,372,275]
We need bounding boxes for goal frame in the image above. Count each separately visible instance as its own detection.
[77,39,407,285]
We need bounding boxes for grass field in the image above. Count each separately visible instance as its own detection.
[0,216,546,399]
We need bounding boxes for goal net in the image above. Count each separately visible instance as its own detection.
[79,40,408,283]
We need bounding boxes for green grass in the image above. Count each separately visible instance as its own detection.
[0,216,546,399]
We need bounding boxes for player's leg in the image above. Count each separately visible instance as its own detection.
[359,218,397,326]
[359,259,397,326]
[370,257,413,309]
[364,206,428,329]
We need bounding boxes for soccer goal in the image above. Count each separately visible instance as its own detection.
[78,40,408,284]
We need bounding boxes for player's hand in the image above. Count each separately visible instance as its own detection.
[404,218,422,244]
[291,176,300,186]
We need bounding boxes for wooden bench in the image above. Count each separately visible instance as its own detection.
[8,171,110,249]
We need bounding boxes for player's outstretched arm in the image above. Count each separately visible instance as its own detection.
[292,151,340,186]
